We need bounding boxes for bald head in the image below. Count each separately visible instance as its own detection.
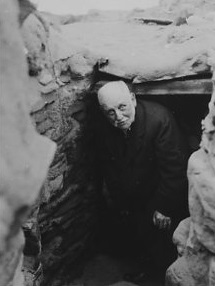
[97,81,136,131]
[98,81,131,102]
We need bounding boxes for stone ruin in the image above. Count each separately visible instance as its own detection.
[0,0,214,285]
[166,54,215,286]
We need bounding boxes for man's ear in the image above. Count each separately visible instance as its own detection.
[130,92,137,107]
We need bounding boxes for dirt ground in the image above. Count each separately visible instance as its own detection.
[70,253,164,286]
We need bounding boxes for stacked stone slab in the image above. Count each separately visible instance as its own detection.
[20,7,99,286]
[0,0,55,286]
[166,51,215,285]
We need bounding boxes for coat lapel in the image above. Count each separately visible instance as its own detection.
[125,101,146,163]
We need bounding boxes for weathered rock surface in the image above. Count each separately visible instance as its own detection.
[166,50,215,286]
[160,0,215,15]
[60,13,215,82]
[20,4,99,285]
[189,150,215,252]
[172,217,190,256]
[0,0,55,285]
[27,0,214,85]
[2,0,215,285]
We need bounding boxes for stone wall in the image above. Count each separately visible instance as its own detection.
[20,8,99,286]
[0,1,55,286]
[166,51,215,286]
[2,1,215,286]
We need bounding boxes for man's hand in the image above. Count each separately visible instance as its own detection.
[153,210,171,230]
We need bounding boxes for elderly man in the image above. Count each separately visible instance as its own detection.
[95,80,189,283]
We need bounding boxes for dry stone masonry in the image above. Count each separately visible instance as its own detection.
[0,0,215,286]
[20,8,99,286]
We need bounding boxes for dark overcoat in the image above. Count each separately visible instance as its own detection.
[97,100,189,221]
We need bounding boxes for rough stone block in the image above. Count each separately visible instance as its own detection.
[21,13,52,73]
[188,149,215,253]
[36,118,53,134]
[38,69,53,85]
[166,256,195,286]
[209,256,215,286]
[0,1,55,285]
[40,81,59,94]
[68,54,94,78]
[41,175,64,203]
[173,217,190,256]
[166,46,215,286]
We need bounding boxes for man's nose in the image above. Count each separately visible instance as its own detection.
[115,109,123,121]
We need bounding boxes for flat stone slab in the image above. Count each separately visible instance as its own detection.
[49,20,215,83]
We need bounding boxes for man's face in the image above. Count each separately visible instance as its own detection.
[98,81,136,131]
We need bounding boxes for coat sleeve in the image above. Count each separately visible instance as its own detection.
[152,109,189,219]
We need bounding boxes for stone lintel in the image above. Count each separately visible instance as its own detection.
[93,78,213,97]
[133,78,213,96]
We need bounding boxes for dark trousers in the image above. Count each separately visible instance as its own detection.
[135,206,178,278]
[99,203,179,280]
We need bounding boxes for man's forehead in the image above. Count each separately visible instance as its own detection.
[98,81,131,107]
[99,81,130,94]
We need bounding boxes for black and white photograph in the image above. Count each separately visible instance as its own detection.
[0,0,215,286]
